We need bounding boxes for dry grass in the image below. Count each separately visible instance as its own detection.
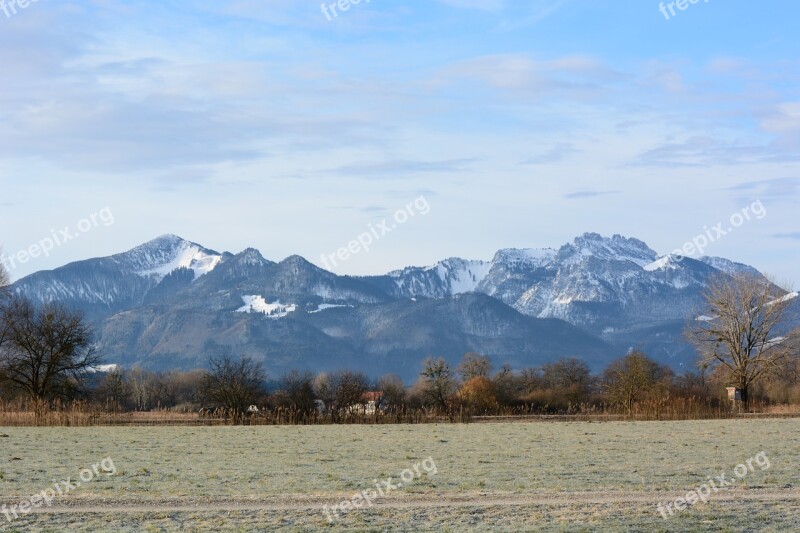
[1,419,799,530]
[0,409,202,427]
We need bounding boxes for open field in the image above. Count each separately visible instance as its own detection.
[1,420,799,531]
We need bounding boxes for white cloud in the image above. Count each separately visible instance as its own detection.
[761,102,800,134]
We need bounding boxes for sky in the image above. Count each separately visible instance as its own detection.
[0,0,798,286]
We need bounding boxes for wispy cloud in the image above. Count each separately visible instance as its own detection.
[773,232,800,240]
[1,0,798,286]
[359,205,388,213]
[521,143,579,165]
[630,137,800,168]
[496,0,567,31]
[728,177,800,201]
[437,53,623,100]
[564,190,620,199]
[761,102,800,134]
[331,158,476,178]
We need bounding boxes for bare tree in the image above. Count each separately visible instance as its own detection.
[540,358,594,403]
[94,368,130,412]
[0,259,8,360]
[313,372,336,413]
[543,358,591,389]
[687,273,799,409]
[603,351,670,414]
[148,371,178,408]
[331,370,371,414]
[458,352,492,381]
[419,357,457,412]
[0,296,101,418]
[492,364,522,406]
[93,367,203,412]
[274,370,317,413]
[0,254,8,289]
[377,374,406,412]
[519,367,542,396]
[127,367,154,411]
[200,354,266,423]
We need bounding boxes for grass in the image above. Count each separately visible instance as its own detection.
[1,419,799,531]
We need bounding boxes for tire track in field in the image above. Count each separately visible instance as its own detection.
[16,489,800,515]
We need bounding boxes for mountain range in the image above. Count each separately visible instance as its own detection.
[7,233,792,380]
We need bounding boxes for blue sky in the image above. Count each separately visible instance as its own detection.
[0,0,798,285]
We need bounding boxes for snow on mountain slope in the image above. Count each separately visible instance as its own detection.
[125,234,222,281]
[11,232,790,375]
[643,255,680,272]
[11,232,783,353]
[267,255,387,304]
[761,291,799,309]
[699,256,763,278]
[492,248,558,267]
[483,235,733,330]
[236,295,297,317]
[387,258,492,298]
[138,242,222,280]
[432,259,493,294]
[310,303,354,313]
[557,233,657,267]
[369,234,724,326]
[772,292,799,305]
[696,291,798,322]
[7,234,224,315]
[381,249,557,300]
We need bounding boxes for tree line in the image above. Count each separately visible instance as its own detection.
[1,259,798,423]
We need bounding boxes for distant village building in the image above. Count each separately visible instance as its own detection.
[346,392,383,415]
[361,392,383,415]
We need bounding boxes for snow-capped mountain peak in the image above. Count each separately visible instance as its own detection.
[8,234,223,313]
[492,248,557,267]
[387,257,491,297]
[9,232,788,376]
[120,234,222,281]
[427,258,493,294]
[559,233,658,267]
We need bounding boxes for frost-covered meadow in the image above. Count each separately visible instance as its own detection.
[1,420,799,531]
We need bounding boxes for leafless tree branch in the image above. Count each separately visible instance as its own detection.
[687,273,799,408]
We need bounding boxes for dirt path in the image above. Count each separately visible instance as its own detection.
[16,489,800,515]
